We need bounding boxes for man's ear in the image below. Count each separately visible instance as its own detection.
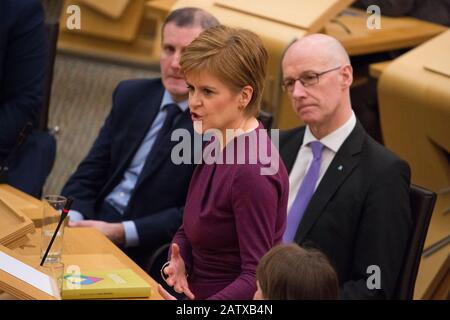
[340,64,353,90]
[239,85,254,109]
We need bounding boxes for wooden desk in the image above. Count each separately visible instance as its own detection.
[0,184,44,227]
[325,8,448,56]
[14,227,163,300]
[0,185,162,299]
[378,30,450,299]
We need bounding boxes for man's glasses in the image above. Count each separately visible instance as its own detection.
[281,66,342,93]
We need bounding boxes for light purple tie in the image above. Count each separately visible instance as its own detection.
[284,141,324,242]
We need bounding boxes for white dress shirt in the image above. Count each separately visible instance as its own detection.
[287,112,357,213]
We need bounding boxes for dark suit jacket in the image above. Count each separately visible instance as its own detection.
[0,0,47,160]
[0,0,55,198]
[61,78,196,267]
[279,122,412,299]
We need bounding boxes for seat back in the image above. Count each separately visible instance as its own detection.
[257,110,274,129]
[146,242,171,284]
[394,184,437,299]
[145,242,187,299]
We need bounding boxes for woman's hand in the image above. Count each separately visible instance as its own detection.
[161,243,195,300]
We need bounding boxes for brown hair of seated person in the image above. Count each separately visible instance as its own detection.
[255,244,339,300]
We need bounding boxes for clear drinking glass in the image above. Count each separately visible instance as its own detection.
[40,195,67,263]
[42,261,65,295]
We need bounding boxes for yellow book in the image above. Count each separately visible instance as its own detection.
[62,269,151,299]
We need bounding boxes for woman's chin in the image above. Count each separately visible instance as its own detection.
[193,120,206,134]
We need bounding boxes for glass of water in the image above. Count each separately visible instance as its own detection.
[40,195,67,264]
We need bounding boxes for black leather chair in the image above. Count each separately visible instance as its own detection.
[146,242,187,299]
[394,184,437,299]
[146,242,171,284]
[257,110,274,129]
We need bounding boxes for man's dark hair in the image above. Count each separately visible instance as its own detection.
[162,7,220,34]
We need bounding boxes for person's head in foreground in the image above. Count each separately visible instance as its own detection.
[254,244,339,300]
[282,34,353,139]
[180,25,268,145]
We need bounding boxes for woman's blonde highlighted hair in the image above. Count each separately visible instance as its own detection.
[180,25,268,117]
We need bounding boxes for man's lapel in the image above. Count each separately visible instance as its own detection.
[133,110,193,190]
[294,122,366,243]
[102,89,163,195]
[280,127,305,174]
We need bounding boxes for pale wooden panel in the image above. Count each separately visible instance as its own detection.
[369,61,391,79]
[0,185,42,222]
[61,0,144,42]
[58,30,157,67]
[215,0,354,32]
[3,235,30,250]
[79,0,130,19]
[0,190,35,248]
[378,30,450,299]
[423,36,450,78]
[325,8,447,56]
[380,30,450,189]
[0,184,49,228]
[430,269,449,300]
[146,0,176,12]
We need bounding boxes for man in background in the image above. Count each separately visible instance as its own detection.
[279,34,412,299]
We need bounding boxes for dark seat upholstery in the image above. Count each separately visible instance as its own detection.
[257,110,274,129]
[146,242,171,283]
[394,184,437,299]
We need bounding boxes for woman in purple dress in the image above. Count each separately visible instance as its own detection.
[159,25,289,300]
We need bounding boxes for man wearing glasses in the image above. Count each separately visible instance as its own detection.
[278,34,412,299]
